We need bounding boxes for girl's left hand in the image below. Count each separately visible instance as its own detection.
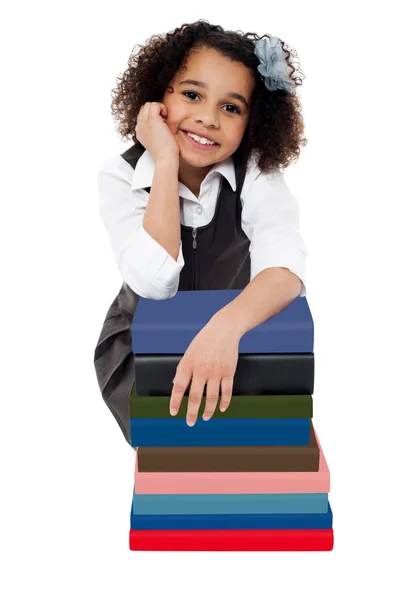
[169,315,242,426]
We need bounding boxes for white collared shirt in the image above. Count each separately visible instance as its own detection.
[97,148,308,300]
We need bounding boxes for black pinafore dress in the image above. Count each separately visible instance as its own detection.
[93,143,251,445]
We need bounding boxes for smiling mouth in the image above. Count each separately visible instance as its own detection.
[182,130,220,148]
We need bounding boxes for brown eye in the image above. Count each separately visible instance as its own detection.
[183,91,199,100]
[182,92,241,114]
[224,104,240,114]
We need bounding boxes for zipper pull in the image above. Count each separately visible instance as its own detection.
[192,227,197,249]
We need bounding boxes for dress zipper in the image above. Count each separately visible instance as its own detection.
[191,227,197,290]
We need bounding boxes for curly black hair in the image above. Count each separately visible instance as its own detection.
[110,20,307,173]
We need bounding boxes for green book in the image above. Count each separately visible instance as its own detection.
[130,384,312,418]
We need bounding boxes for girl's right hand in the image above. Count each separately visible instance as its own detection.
[135,102,180,163]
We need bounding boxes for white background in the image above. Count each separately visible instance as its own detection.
[1,1,398,598]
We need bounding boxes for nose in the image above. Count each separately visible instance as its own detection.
[194,105,220,129]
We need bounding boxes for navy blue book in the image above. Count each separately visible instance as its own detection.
[132,289,313,354]
[130,417,311,447]
[130,502,333,531]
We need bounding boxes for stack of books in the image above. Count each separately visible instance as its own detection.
[128,289,334,551]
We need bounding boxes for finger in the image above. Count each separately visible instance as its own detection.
[148,102,167,124]
[141,102,150,117]
[152,102,168,122]
[137,102,149,125]
[202,378,221,421]
[219,376,234,412]
[144,102,153,118]
[186,376,206,427]
[150,102,164,114]
[169,365,192,416]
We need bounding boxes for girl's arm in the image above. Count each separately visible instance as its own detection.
[169,266,302,425]
[142,156,181,262]
[209,266,302,337]
[169,167,307,424]
[97,154,184,300]
[216,166,307,334]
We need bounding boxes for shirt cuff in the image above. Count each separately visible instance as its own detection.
[121,224,184,297]
[250,240,307,297]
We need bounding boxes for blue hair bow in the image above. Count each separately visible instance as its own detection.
[254,36,297,94]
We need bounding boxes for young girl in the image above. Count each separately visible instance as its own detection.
[94,20,308,446]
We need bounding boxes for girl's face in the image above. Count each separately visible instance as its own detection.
[161,46,255,180]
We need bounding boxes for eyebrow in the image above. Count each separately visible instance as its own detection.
[178,79,250,109]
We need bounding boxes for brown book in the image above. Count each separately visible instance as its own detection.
[137,423,319,473]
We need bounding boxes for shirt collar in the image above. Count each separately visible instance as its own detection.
[130,149,236,193]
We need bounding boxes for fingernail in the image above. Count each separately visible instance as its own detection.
[187,419,195,427]
[170,408,177,416]
[202,414,211,421]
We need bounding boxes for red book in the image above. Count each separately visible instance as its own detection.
[130,529,334,551]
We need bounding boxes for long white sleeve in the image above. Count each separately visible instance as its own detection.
[240,169,308,297]
[97,156,185,300]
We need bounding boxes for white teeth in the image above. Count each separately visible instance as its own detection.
[187,132,215,145]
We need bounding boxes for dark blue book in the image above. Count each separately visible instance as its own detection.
[132,289,313,354]
[130,502,333,530]
[130,417,311,447]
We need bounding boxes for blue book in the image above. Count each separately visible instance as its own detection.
[130,502,333,530]
[132,289,313,354]
[132,491,329,515]
[130,417,311,447]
